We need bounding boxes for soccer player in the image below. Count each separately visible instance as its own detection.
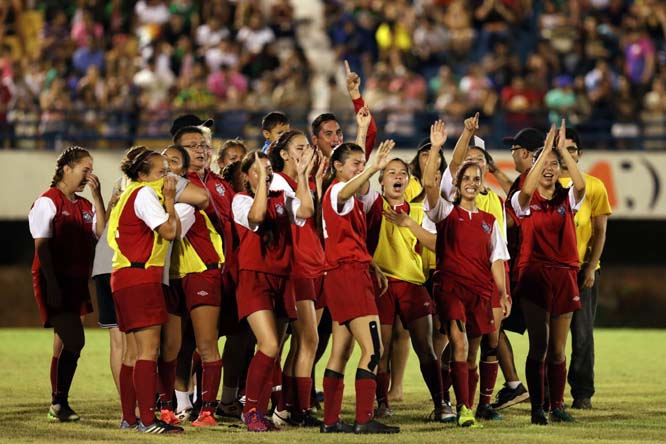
[232,149,316,432]
[423,121,510,428]
[260,111,291,152]
[557,128,611,410]
[29,146,105,422]
[320,140,400,434]
[107,146,184,434]
[511,122,585,425]
[216,138,248,173]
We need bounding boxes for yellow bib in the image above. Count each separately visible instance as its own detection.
[476,189,505,240]
[170,210,225,279]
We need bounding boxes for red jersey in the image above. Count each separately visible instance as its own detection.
[30,188,96,280]
[512,185,580,270]
[322,179,373,269]
[274,172,325,278]
[233,190,300,276]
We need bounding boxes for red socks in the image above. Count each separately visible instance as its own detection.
[479,360,499,405]
[323,369,344,426]
[468,367,479,408]
[375,371,390,406]
[270,360,283,411]
[451,361,469,408]
[134,360,158,425]
[295,376,312,413]
[157,358,177,407]
[120,364,137,424]
[548,360,567,410]
[355,369,376,425]
[244,351,275,414]
[525,357,545,411]
[419,360,443,409]
[202,360,223,413]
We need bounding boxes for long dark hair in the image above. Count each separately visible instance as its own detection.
[120,146,160,181]
[453,161,482,205]
[50,146,91,187]
[267,129,305,173]
[240,150,269,195]
[409,147,447,182]
[322,142,365,195]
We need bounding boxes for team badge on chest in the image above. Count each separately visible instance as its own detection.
[275,203,285,216]
[557,205,566,217]
[215,183,225,196]
[82,211,93,222]
[481,220,491,234]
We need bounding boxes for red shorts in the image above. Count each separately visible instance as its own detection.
[218,268,241,336]
[32,271,92,328]
[515,265,580,316]
[164,280,186,316]
[315,273,327,310]
[236,270,296,320]
[377,279,434,326]
[113,282,168,332]
[287,275,324,303]
[324,263,378,324]
[433,278,495,337]
[182,269,222,311]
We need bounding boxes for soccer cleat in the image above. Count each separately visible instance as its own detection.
[119,418,139,430]
[320,420,354,433]
[243,408,269,432]
[159,409,180,425]
[353,419,400,434]
[572,397,592,410]
[374,402,393,418]
[291,410,323,427]
[137,419,184,433]
[550,407,575,423]
[175,408,192,422]
[215,400,243,419]
[491,382,529,410]
[47,403,80,422]
[531,408,549,425]
[475,403,503,420]
[436,400,457,423]
[192,410,217,427]
[271,409,291,427]
[456,405,478,428]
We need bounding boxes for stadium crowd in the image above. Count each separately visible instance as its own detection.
[1,0,666,149]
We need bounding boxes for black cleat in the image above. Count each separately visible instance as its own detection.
[320,420,353,433]
[292,410,323,427]
[531,408,549,425]
[571,397,592,410]
[476,403,503,420]
[353,419,400,434]
[491,382,530,410]
[550,407,575,423]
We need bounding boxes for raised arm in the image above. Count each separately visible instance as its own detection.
[449,112,478,176]
[294,146,316,219]
[423,120,448,210]
[355,106,372,149]
[486,151,513,195]
[517,124,556,210]
[346,59,377,158]
[247,153,269,225]
[87,173,106,238]
[555,119,586,203]
[338,140,395,203]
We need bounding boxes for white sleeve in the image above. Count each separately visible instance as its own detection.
[269,173,291,192]
[511,192,530,217]
[283,189,306,227]
[174,203,196,239]
[357,187,380,214]
[421,212,437,234]
[440,166,455,200]
[29,197,57,238]
[489,220,510,263]
[568,186,585,213]
[134,187,169,230]
[232,194,259,232]
[174,174,188,201]
[423,196,454,223]
[329,181,355,216]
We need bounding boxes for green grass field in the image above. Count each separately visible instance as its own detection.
[0,328,665,443]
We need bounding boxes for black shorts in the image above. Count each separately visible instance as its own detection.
[94,274,118,329]
[501,283,525,334]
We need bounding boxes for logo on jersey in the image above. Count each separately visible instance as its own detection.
[557,205,566,217]
[62,210,71,216]
[530,205,541,212]
[82,211,93,222]
[215,183,225,196]
[481,221,491,234]
[197,290,209,297]
[276,203,285,216]
[573,295,580,302]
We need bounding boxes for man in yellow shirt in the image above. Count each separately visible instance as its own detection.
[558,128,612,410]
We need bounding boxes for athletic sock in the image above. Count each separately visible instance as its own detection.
[525,357,545,411]
[50,356,59,396]
[295,376,313,413]
[120,364,137,424]
[548,360,567,410]
[220,385,238,405]
[375,371,390,407]
[468,366,479,408]
[441,361,452,393]
[270,360,282,411]
[201,360,223,413]
[507,380,522,389]
[419,359,443,408]
[243,351,274,414]
[450,361,469,409]
[53,349,79,405]
[134,360,158,425]
[175,390,192,412]
[479,360,499,405]
[278,374,294,412]
[157,358,177,408]
[322,369,344,426]
[355,369,376,424]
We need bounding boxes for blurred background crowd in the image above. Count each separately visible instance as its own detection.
[0,0,665,151]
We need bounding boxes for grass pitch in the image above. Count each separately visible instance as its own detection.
[0,328,665,443]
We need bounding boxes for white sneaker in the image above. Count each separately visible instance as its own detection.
[175,408,192,422]
[271,409,291,427]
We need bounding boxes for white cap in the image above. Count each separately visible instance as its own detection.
[471,135,485,150]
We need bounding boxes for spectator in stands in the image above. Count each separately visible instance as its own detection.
[546,75,577,125]
[196,15,230,51]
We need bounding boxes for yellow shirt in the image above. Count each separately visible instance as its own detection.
[475,189,505,241]
[404,176,422,203]
[558,173,612,268]
[404,178,436,272]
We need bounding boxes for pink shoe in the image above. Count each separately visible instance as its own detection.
[159,409,181,425]
[192,410,216,427]
[243,408,269,432]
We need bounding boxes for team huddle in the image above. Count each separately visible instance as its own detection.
[28,66,611,435]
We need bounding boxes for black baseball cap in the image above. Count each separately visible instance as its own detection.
[502,128,545,152]
[170,114,214,136]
